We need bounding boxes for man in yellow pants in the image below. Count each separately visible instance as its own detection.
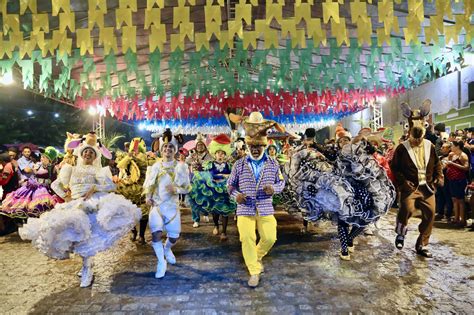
[227,112,285,287]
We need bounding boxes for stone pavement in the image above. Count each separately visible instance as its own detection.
[1,208,473,314]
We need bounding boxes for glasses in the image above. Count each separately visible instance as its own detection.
[249,145,265,149]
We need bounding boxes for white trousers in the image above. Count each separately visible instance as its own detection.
[149,201,181,238]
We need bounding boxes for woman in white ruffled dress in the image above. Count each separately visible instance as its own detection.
[19,133,141,287]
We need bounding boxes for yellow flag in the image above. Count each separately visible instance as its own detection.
[119,0,137,11]
[35,31,46,55]
[20,0,37,14]
[435,0,452,20]
[465,0,473,18]
[59,12,75,32]
[350,0,368,23]
[378,0,393,23]
[147,0,164,9]
[100,27,118,54]
[170,33,185,51]
[376,28,391,46]
[206,21,221,40]
[3,14,20,33]
[444,25,458,44]
[291,29,306,48]
[32,14,49,34]
[454,14,470,33]
[263,29,278,49]
[180,21,194,41]
[0,1,6,15]
[429,15,444,34]
[0,38,13,58]
[323,1,339,24]
[423,25,436,44]
[19,38,36,58]
[403,27,419,45]
[144,8,161,29]
[242,31,258,49]
[294,3,311,23]
[122,26,137,52]
[194,32,209,50]
[331,18,348,46]
[89,0,107,13]
[76,28,94,55]
[357,19,372,45]
[249,0,258,6]
[205,5,222,25]
[116,8,132,29]
[406,14,421,35]
[280,18,296,38]
[52,0,70,16]
[149,24,166,51]
[228,20,244,38]
[266,3,283,24]
[89,10,105,29]
[255,19,267,36]
[173,5,190,28]
[391,16,400,34]
[10,30,24,48]
[219,30,234,49]
[307,18,326,46]
[408,0,424,22]
[235,2,251,24]
[54,30,72,56]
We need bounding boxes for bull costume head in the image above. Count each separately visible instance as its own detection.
[401,99,431,138]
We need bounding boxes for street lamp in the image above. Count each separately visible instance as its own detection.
[0,71,14,85]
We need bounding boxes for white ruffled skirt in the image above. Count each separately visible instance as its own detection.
[19,192,142,259]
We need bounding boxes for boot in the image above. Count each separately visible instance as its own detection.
[164,238,176,265]
[80,257,94,288]
[152,241,167,278]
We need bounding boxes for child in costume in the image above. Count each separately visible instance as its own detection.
[186,133,212,227]
[176,148,191,208]
[19,133,141,287]
[189,134,236,241]
[143,131,190,279]
[1,147,62,219]
[116,137,151,245]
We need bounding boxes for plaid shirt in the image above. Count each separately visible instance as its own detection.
[227,156,285,216]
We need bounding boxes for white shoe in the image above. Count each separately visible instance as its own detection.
[248,274,260,287]
[192,222,199,228]
[155,259,167,279]
[364,226,374,236]
[77,267,84,277]
[164,247,176,265]
[203,215,210,223]
[212,227,219,235]
[80,266,93,287]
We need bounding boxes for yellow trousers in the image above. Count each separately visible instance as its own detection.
[237,215,277,275]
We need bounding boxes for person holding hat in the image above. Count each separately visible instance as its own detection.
[189,134,236,241]
[227,112,285,287]
[116,137,152,245]
[187,133,212,227]
[1,146,62,219]
[19,133,142,287]
[143,131,190,279]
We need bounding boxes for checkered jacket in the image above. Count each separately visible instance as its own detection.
[227,157,285,216]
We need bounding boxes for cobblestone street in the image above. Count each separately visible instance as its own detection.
[1,208,473,314]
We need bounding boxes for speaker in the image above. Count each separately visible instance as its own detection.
[468,81,474,101]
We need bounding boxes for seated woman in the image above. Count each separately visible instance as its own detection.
[19,133,141,288]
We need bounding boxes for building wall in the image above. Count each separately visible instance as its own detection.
[337,66,474,138]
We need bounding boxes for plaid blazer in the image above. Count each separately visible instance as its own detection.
[227,156,285,216]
